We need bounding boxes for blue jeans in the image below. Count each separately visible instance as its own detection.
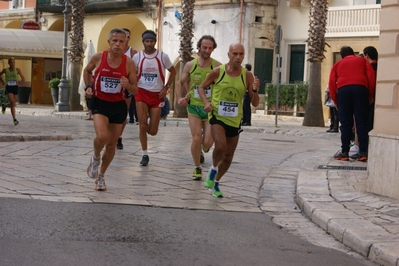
[337,85,369,153]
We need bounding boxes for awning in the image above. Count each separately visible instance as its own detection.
[0,28,64,58]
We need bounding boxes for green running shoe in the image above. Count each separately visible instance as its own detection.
[192,167,202,180]
[204,168,217,190]
[212,185,223,198]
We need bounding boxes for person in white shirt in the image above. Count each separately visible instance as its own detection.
[133,30,176,166]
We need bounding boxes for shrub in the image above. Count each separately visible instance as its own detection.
[48,78,61,89]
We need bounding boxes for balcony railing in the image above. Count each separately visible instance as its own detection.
[326,4,381,37]
[37,0,143,13]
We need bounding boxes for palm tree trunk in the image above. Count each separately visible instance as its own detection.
[302,0,328,127]
[302,62,324,126]
[174,0,195,118]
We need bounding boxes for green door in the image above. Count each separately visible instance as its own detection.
[289,45,305,83]
[254,48,273,94]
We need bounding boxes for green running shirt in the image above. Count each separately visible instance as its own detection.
[210,64,247,128]
[188,58,217,107]
[5,68,18,86]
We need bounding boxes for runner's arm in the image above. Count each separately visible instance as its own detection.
[83,53,101,97]
[177,61,192,107]
[246,71,259,107]
[198,68,219,112]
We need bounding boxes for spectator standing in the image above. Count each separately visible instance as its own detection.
[242,63,253,126]
[329,46,376,162]
[363,46,378,132]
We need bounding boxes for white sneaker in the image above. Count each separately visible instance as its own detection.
[349,145,359,153]
[95,174,106,191]
[87,156,100,179]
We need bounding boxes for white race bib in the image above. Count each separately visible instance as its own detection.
[218,101,238,117]
[142,73,157,87]
[7,80,17,86]
[100,77,121,94]
[193,85,211,98]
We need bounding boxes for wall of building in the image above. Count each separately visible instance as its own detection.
[367,1,399,198]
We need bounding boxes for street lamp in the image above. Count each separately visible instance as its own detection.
[56,0,71,111]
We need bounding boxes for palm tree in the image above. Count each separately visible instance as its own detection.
[302,0,328,127]
[174,0,195,118]
[68,0,86,110]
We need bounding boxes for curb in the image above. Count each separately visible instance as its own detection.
[295,156,399,266]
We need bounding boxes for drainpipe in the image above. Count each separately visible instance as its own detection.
[239,0,244,43]
[157,0,162,49]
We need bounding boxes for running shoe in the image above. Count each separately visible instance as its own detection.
[13,119,19,126]
[349,152,368,162]
[116,137,123,150]
[192,167,202,180]
[1,104,5,114]
[202,144,210,153]
[95,174,107,191]
[200,151,205,164]
[333,150,349,161]
[140,155,149,166]
[87,156,100,179]
[212,183,223,198]
[204,168,217,190]
[349,145,359,153]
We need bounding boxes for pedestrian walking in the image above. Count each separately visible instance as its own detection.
[198,43,260,197]
[177,35,221,180]
[329,46,375,162]
[83,28,138,191]
[132,30,176,166]
[0,57,26,125]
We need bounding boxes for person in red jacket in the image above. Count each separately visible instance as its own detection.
[328,46,376,162]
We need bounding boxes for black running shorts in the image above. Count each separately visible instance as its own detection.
[91,97,127,124]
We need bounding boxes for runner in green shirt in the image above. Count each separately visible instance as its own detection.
[198,43,260,197]
[0,57,25,125]
[177,35,221,180]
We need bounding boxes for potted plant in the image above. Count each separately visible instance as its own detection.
[49,77,60,107]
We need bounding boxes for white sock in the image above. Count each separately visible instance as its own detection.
[142,150,148,156]
[211,166,218,171]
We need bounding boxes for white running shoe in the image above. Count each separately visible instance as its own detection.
[87,156,100,179]
[95,174,106,191]
[349,145,359,153]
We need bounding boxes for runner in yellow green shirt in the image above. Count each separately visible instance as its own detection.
[198,43,260,197]
[177,35,221,180]
[0,57,25,125]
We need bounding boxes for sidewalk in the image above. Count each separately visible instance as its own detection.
[2,104,399,266]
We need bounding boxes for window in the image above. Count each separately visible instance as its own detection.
[9,0,25,9]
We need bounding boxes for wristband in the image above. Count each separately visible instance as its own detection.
[252,88,258,93]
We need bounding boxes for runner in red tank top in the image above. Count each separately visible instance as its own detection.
[83,28,138,191]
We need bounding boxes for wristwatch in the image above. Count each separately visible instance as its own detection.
[252,88,258,93]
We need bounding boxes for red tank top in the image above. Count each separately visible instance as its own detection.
[93,51,127,102]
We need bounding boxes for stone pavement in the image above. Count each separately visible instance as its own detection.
[1,104,399,265]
